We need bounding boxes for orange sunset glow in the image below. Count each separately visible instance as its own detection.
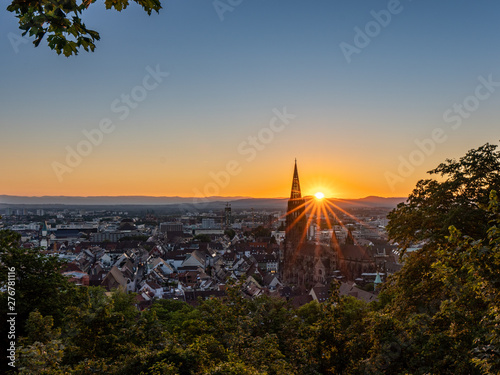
[315,192,325,200]
[2,3,498,201]
[0,152,414,199]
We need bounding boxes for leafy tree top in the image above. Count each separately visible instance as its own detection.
[387,142,500,254]
[7,0,162,56]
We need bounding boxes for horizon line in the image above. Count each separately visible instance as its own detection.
[0,194,407,200]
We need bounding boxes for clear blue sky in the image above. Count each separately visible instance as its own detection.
[1,0,499,198]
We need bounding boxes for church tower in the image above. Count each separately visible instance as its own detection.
[285,159,306,242]
[282,160,307,282]
[40,221,50,249]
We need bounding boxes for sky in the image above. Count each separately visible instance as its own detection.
[1,0,500,199]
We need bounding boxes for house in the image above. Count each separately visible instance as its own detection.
[61,261,84,273]
[253,253,278,273]
[63,271,89,286]
[100,253,112,268]
[243,276,264,297]
[149,245,165,258]
[221,251,236,266]
[309,285,330,303]
[88,263,107,286]
[148,257,175,276]
[339,282,378,303]
[178,270,203,287]
[232,256,254,275]
[179,250,206,271]
[385,262,403,275]
[139,280,163,299]
[101,266,128,291]
[114,253,136,271]
[262,273,282,290]
[140,289,156,302]
[164,250,190,270]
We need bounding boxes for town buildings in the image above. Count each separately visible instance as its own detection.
[0,162,402,307]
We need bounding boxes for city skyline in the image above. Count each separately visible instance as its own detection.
[1,1,500,199]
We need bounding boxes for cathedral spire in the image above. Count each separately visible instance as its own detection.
[290,159,302,199]
[284,159,307,283]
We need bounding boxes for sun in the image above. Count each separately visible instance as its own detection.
[315,191,325,200]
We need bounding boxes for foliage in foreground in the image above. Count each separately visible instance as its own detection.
[3,194,500,374]
[1,143,500,373]
[6,0,162,56]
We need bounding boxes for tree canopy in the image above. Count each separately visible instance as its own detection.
[387,142,500,254]
[6,0,162,56]
[3,197,500,373]
[2,143,500,374]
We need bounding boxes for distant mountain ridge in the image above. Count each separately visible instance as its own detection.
[0,195,249,205]
[0,195,406,209]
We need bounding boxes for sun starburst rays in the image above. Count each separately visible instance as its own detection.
[281,193,379,255]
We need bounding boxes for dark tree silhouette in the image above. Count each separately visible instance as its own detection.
[7,0,162,56]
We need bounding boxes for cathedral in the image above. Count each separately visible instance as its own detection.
[281,160,337,288]
[280,160,383,287]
